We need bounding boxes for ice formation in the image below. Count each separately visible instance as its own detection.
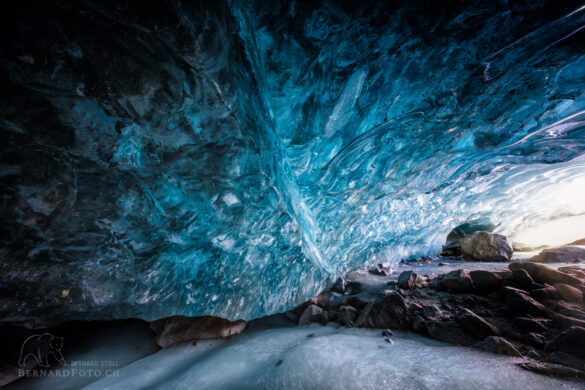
[1,0,585,324]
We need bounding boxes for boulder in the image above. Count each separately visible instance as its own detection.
[150,316,247,348]
[443,218,496,252]
[337,305,359,327]
[437,269,473,293]
[298,304,323,325]
[369,263,393,276]
[425,320,476,346]
[509,262,582,286]
[460,232,513,261]
[514,317,550,332]
[518,362,585,379]
[456,309,499,340]
[470,270,503,294]
[398,270,417,289]
[421,304,443,320]
[506,289,547,316]
[522,332,547,348]
[529,246,585,263]
[510,269,535,290]
[545,326,585,359]
[363,292,408,330]
[530,286,561,301]
[568,238,585,245]
[554,283,583,303]
[309,291,344,310]
[474,336,522,357]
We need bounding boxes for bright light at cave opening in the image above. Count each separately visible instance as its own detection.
[510,173,585,248]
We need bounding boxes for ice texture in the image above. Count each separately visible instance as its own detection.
[1,0,585,324]
[24,325,585,390]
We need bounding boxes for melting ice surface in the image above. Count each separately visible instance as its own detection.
[9,325,585,390]
[1,0,585,323]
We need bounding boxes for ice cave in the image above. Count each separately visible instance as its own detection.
[1,0,585,389]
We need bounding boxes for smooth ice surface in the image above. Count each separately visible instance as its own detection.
[2,0,585,323]
[42,325,585,390]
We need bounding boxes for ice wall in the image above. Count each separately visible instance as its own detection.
[1,0,585,325]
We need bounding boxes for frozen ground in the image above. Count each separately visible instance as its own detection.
[13,323,585,390]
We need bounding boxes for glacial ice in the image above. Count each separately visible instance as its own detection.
[16,325,585,390]
[1,0,585,323]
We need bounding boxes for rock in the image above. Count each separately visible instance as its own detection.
[514,317,550,332]
[285,310,299,323]
[545,326,585,359]
[381,329,394,337]
[437,269,473,293]
[551,313,585,330]
[443,218,496,251]
[460,232,513,261]
[518,362,585,379]
[522,332,547,348]
[346,295,370,310]
[474,336,522,357]
[529,246,585,263]
[298,304,323,325]
[398,270,418,289]
[369,263,393,276]
[552,301,585,320]
[150,315,247,348]
[412,315,426,333]
[345,281,363,295]
[554,283,584,303]
[530,286,561,302]
[425,320,476,346]
[364,292,408,330]
[510,269,535,290]
[509,262,582,286]
[337,305,359,327]
[421,304,443,320]
[309,291,344,309]
[547,351,585,371]
[384,337,394,344]
[331,277,346,293]
[506,289,547,316]
[456,308,499,340]
[469,270,503,294]
[558,266,585,279]
[319,311,329,325]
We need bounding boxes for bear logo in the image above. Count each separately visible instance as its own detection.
[18,333,65,368]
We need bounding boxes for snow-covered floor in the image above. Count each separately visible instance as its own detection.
[11,323,585,390]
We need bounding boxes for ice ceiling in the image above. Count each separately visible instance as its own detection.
[1,0,585,325]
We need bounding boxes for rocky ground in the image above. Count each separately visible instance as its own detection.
[2,230,585,387]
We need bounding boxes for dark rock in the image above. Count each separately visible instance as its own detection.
[469,270,503,294]
[552,301,585,320]
[529,246,585,264]
[509,262,582,287]
[345,281,363,295]
[558,266,585,279]
[369,264,393,276]
[412,315,427,333]
[474,336,522,357]
[337,305,359,327]
[381,329,393,337]
[460,232,513,261]
[518,362,585,379]
[306,333,315,338]
[510,269,535,290]
[421,304,443,320]
[437,269,473,293]
[531,286,561,301]
[384,337,394,344]
[298,304,323,325]
[346,295,370,310]
[514,317,550,332]
[320,311,329,325]
[275,359,283,367]
[364,293,408,330]
[398,270,418,289]
[456,308,499,340]
[522,332,547,348]
[545,326,585,359]
[310,291,344,309]
[150,315,247,348]
[285,310,299,323]
[501,286,529,299]
[547,351,585,371]
[506,289,547,316]
[425,320,476,346]
[331,278,346,293]
[554,283,583,303]
[551,313,585,330]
